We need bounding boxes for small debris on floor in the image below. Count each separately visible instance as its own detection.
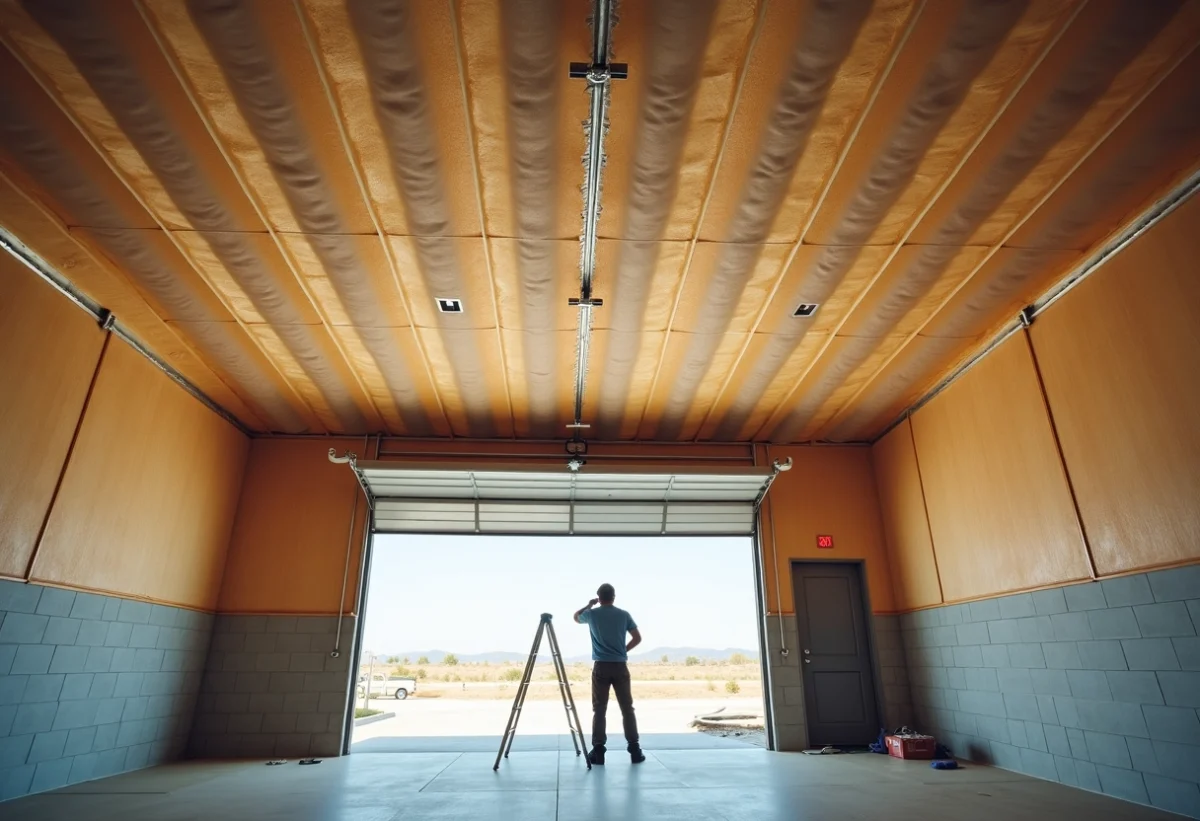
[266,760,287,765]
[802,746,843,755]
[299,758,322,765]
[691,706,767,748]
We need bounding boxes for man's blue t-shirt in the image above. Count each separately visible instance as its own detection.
[579,605,637,662]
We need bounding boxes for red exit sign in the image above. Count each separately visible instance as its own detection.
[817,535,834,549]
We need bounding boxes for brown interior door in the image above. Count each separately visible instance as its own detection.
[792,562,880,747]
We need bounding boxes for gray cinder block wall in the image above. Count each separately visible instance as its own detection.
[0,580,213,802]
[189,614,355,759]
[898,565,1200,819]
[764,612,913,752]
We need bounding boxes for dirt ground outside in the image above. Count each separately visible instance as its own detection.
[352,660,767,748]
[356,660,763,702]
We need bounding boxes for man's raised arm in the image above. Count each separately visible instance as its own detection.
[574,597,599,623]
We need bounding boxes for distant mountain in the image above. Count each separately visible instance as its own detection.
[631,647,758,663]
[372,647,757,664]
[370,650,528,664]
[454,651,529,663]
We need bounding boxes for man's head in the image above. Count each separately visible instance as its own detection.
[597,583,616,605]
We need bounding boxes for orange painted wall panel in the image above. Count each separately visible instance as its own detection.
[911,333,1089,602]
[219,437,368,614]
[0,254,105,578]
[1031,195,1200,576]
[218,439,754,614]
[218,440,887,616]
[759,446,895,614]
[871,419,942,610]
[32,342,249,609]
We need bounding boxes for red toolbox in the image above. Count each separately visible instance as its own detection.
[885,733,936,760]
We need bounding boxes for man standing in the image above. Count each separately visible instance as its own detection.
[574,583,645,765]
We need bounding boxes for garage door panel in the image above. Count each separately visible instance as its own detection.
[361,461,786,535]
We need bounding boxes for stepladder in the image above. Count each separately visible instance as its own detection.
[494,613,590,771]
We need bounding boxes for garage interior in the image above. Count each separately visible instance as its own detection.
[0,0,1198,818]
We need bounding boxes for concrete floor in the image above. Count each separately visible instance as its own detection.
[0,749,1180,820]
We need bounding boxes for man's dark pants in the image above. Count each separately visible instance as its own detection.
[591,661,639,752]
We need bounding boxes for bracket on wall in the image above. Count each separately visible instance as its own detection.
[753,457,793,509]
[328,449,374,510]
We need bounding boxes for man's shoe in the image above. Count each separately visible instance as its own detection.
[588,748,605,766]
[629,747,646,764]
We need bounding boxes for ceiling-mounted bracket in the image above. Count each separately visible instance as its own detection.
[564,435,589,472]
[328,448,375,510]
[1018,306,1035,328]
[569,61,629,82]
[568,297,604,308]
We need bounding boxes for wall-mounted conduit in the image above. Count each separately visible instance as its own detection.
[872,168,1200,444]
[0,225,252,436]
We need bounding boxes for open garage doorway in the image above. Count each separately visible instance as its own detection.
[348,535,767,755]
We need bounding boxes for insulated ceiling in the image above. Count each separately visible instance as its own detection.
[1,0,1198,441]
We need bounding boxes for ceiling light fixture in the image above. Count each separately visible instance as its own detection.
[436,297,464,313]
[793,303,820,317]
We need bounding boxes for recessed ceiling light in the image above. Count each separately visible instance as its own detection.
[793,303,820,317]
[436,297,463,313]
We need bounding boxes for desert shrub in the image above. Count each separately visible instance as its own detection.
[706,681,716,691]
[444,653,459,666]
[502,668,522,681]
[418,656,430,665]
[725,680,740,694]
[729,653,749,665]
[685,656,700,667]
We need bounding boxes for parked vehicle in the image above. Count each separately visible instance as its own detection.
[357,673,417,700]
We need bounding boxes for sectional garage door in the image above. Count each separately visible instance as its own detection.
[350,461,786,536]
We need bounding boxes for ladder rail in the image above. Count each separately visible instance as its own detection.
[546,621,581,755]
[546,619,589,757]
[493,619,545,770]
[494,614,591,771]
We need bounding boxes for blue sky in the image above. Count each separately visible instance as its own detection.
[360,535,759,659]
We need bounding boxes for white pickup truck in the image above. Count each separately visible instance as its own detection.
[357,673,417,700]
